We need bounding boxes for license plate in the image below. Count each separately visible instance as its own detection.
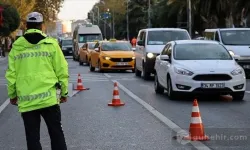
[201,83,225,88]
[243,65,250,69]
[116,62,128,66]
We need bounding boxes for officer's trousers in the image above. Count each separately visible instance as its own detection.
[21,104,67,150]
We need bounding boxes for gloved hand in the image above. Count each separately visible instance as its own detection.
[60,96,67,103]
[10,97,18,105]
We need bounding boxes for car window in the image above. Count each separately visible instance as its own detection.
[166,45,172,56]
[220,30,250,45]
[101,42,132,51]
[173,43,232,60]
[215,31,220,41]
[88,43,95,49]
[94,42,100,48]
[161,44,170,55]
[147,30,190,45]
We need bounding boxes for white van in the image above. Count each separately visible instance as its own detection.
[204,28,250,76]
[72,24,103,61]
[134,28,191,80]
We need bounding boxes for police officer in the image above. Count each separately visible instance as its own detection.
[5,12,68,150]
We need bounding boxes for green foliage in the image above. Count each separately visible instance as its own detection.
[0,4,20,36]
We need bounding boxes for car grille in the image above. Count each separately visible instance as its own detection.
[110,58,133,62]
[193,74,232,81]
[67,47,72,50]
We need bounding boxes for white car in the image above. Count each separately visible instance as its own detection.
[154,40,246,100]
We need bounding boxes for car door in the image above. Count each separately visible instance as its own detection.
[136,30,146,71]
[161,44,172,87]
[159,44,170,86]
[91,42,101,67]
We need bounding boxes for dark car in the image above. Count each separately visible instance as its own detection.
[60,38,73,56]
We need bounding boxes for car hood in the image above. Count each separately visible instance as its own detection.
[145,45,165,54]
[175,60,239,72]
[101,51,134,57]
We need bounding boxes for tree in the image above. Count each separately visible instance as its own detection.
[0,4,20,36]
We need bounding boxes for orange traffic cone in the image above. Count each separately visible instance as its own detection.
[74,74,89,91]
[184,99,209,141]
[108,82,125,106]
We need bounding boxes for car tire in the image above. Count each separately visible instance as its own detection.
[98,61,104,73]
[89,60,95,72]
[135,65,141,77]
[167,77,178,100]
[79,60,84,66]
[232,91,245,101]
[154,73,164,94]
[142,64,150,80]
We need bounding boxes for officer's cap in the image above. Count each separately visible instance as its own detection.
[26,12,43,23]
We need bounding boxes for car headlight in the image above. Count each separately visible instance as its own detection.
[132,56,135,59]
[102,56,110,60]
[174,67,194,76]
[229,50,235,56]
[147,53,154,58]
[231,68,243,75]
[62,47,67,50]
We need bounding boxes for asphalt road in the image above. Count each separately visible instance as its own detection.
[1,58,250,149]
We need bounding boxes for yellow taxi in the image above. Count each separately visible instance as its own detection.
[79,41,99,65]
[89,39,135,72]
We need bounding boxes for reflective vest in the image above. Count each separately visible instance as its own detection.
[5,29,69,112]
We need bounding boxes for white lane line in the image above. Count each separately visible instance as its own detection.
[0,99,10,114]
[111,79,211,150]
[246,91,250,93]
[103,73,111,78]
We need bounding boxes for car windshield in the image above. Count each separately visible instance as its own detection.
[147,30,190,45]
[79,34,102,43]
[88,43,95,49]
[101,42,132,51]
[62,40,72,46]
[220,30,250,45]
[174,43,232,60]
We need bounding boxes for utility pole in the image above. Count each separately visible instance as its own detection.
[148,0,151,28]
[92,11,95,24]
[187,0,192,37]
[126,0,130,40]
[112,9,115,38]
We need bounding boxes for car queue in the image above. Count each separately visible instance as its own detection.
[71,27,247,101]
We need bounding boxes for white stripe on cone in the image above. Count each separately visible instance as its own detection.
[114,86,119,90]
[113,95,120,99]
[191,117,202,124]
[192,106,200,112]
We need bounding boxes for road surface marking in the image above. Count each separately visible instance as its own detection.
[0,99,10,114]
[246,91,250,93]
[103,73,111,78]
[110,79,211,150]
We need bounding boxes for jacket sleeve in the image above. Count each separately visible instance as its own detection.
[5,50,16,99]
[52,43,69,97]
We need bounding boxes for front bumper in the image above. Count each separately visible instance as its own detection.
[100,58,135,70]
[144,54,159,73]
[171,73,246,95]
[62,49,73,56]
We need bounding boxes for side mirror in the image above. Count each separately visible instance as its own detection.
[95,47,100,52]
[137,40,144,46]
[160,55,170,61]
[132,47,136,51]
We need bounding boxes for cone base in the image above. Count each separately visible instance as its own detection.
[74,87,90,91]
[184,135,209,141]
[108,102,125,106]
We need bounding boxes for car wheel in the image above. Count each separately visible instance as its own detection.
[142,64,150,80]
[154,73,164,94]
[89,60,95,72]
[232,91,245,101]
[167,77,178,100]
[98,61,104,73]
[132,69,135,73]
[135,65,141,77]
[79,60,84,66]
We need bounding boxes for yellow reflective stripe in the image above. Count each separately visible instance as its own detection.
[18,91,52,101]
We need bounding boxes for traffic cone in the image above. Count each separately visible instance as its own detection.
[108,82,125,106]
[74,74,89,91]
[184,99,209,141]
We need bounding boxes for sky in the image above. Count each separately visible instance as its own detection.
[58,0,99,21]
